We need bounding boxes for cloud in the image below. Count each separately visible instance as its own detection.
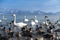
[39,0,60,12]
[0,0,60,12]
[44,0,59,6]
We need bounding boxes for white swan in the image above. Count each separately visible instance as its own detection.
[43,16,49,25]
[30,20,36,26]
[12,14,27,28]
[30,16,38,26]
[24,16,29,22]
[30,20,36,30]
[2,15,7,21]
[43,21,49,26]
[34,16,38,23]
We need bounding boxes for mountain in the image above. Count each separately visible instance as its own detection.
[15,10,54,15]
[0,9,55,15]
[33,10,54,15]
[55,12,60,15]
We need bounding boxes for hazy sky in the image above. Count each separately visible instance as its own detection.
[0,0,60,12]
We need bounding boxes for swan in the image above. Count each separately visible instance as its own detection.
[30,16,38,26]
[43,16,49,25]
[30,20,36,26]
[34,16,38,23]
[12,14,27,28]
[43,21,49,26]
[23,16,29,22]
[30,20,36,30]
[2,15,7,21]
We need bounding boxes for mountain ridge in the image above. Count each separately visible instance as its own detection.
[0,10,59,15]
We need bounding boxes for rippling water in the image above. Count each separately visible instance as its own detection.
[0,14,59,23]
[0,14,60,39]
[0,14,60,29]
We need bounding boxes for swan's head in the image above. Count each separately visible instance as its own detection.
[13,14,16,17]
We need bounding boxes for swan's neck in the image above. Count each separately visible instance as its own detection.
[13,15,16,24]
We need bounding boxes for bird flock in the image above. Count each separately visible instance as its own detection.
[0,14,60,40]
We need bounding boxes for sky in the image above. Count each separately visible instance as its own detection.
[0,0,60,12]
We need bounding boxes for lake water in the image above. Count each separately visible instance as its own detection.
[0,14,60,23]
[0,14,60,39]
